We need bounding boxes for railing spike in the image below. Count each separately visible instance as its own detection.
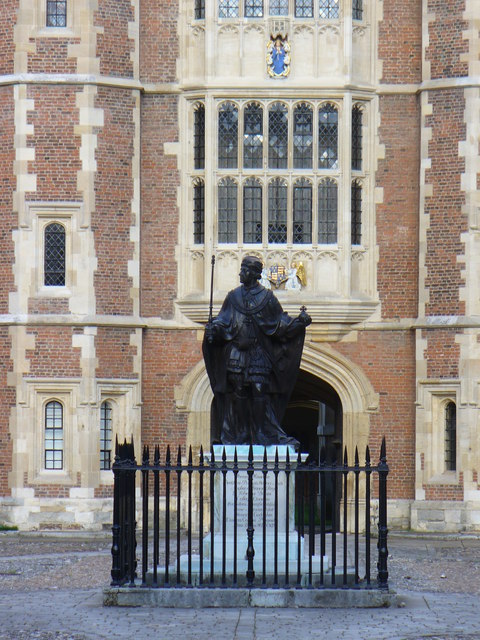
[365,444,371,465]
[286,447,290,464]
[210,444,216,464]
[248,444,253,464]
[188,445,193,466]
[343,447,348,466]
[355,446,359,466]
[177,445,182,466]
[166,444,171,465]
[154,444,160,465]
[199,445,204,466]
[380,436,387,462]
[234,446,238,465]
[222,446,227,462]
[263,446,268,464]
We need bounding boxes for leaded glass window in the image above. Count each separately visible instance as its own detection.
[445,402,457,472]
[193,179,205,244]
[268,103,288,169]
[351,180,362,245]
[352,0,363,20]
[243,179,262,243]
[293,179,312,243]
[319,0,339,19]
[218,103,238,169]
[44,223,66,286]
[245,0,263,17]
[195,0,206,19]
[268,178,288,243]
[218,178,238,243]
[295,0,313,17]
[100,401,112,471]
[194,104,205,170]
[244,103,263,169]
[352,105,363,171]
[318,179,338,244]
[293,103,313,169]
[269,0,288,16]
[219,0,239,17]
[46,0,67,27]
[45,401,63,470]
[318,103,338,169]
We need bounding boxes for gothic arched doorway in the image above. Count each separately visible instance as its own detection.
[282,370,343,531]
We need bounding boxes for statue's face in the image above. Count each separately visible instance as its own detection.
[239,261,257,286]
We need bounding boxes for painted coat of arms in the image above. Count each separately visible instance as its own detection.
[267,34,290,78]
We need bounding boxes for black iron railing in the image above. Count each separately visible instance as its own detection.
[110,439,389,591]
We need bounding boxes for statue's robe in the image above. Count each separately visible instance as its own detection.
[203,283,306,446]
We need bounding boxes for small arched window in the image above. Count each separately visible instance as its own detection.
[268,178,288,244]
[44,223,66,286]
[45,401,63,470]
[293,178,312,244]
[268,103,288,169]
[46,0,67,27]
[243,178,262,243]
[218,103,238,169]
[318,178,338,244]
[351,180,362,245]
[243,103,263,169]
[194,104,205,170]
[293,103,313,169]
[352,105,363,171]
[100,401,113,471]
[193,179,205,244]
[318,104,338,169]
[445,402,457,472]
[218,178,238,243]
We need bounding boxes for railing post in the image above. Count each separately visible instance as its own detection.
[246,444,255,586]
[377,437,389,590]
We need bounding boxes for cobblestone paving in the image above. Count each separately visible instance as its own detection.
[0,532,480,640]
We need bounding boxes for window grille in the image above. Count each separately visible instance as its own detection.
[352,105,363,171]
[293,103,313,169]
[244,103,263,169]
[318,103,338,169]
[268,103,288,169]
[269,0,288,15]
[318,179,338,244]
[100,401,113,471]
[44,223,66,286]
[218,103,238,169]
[295,0,313,17]
[445,402,457,472]
[218,178,238,243]
[193,180,205,244]
[195,0,206,19]
[352,0,363,20]
[351,180,362,245]
[268,178,288,243]
[319,0,339,18]
[45,401,63,470]
[194,104,205,170]
[46,0,67,27]
[243,179,263,243]
[293,179,312,243]
[219,0,239,17]
[245,0,263,17]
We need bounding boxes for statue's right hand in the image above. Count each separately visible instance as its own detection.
[205,322,216,344]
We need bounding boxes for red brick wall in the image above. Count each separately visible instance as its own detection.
[379,0,422,84]
[140,95,179,318]
[27,327,82,377]
[26,86,81,202]
[0,0,17,75]
[140,0,179,83]
[28,38,79,74]
[0,329,14,496]
[0,88,16,314]
[376,95,419,319]
[335,331,416,500]
[424,90,466,316]
[141,330,202,450]
[96,327,138,379]
[426,0,468,80]
[95,0,135,78]
[94,87,136,315]
[423,328,461,379]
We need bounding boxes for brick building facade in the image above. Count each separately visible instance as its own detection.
[0,0,478,531]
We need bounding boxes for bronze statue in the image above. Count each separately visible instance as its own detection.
[203,256,311,448]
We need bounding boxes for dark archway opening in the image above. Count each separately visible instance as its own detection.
[282,370,343,531]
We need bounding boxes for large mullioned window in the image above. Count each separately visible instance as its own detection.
[217,0,358,18]
[192,100,365,248]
